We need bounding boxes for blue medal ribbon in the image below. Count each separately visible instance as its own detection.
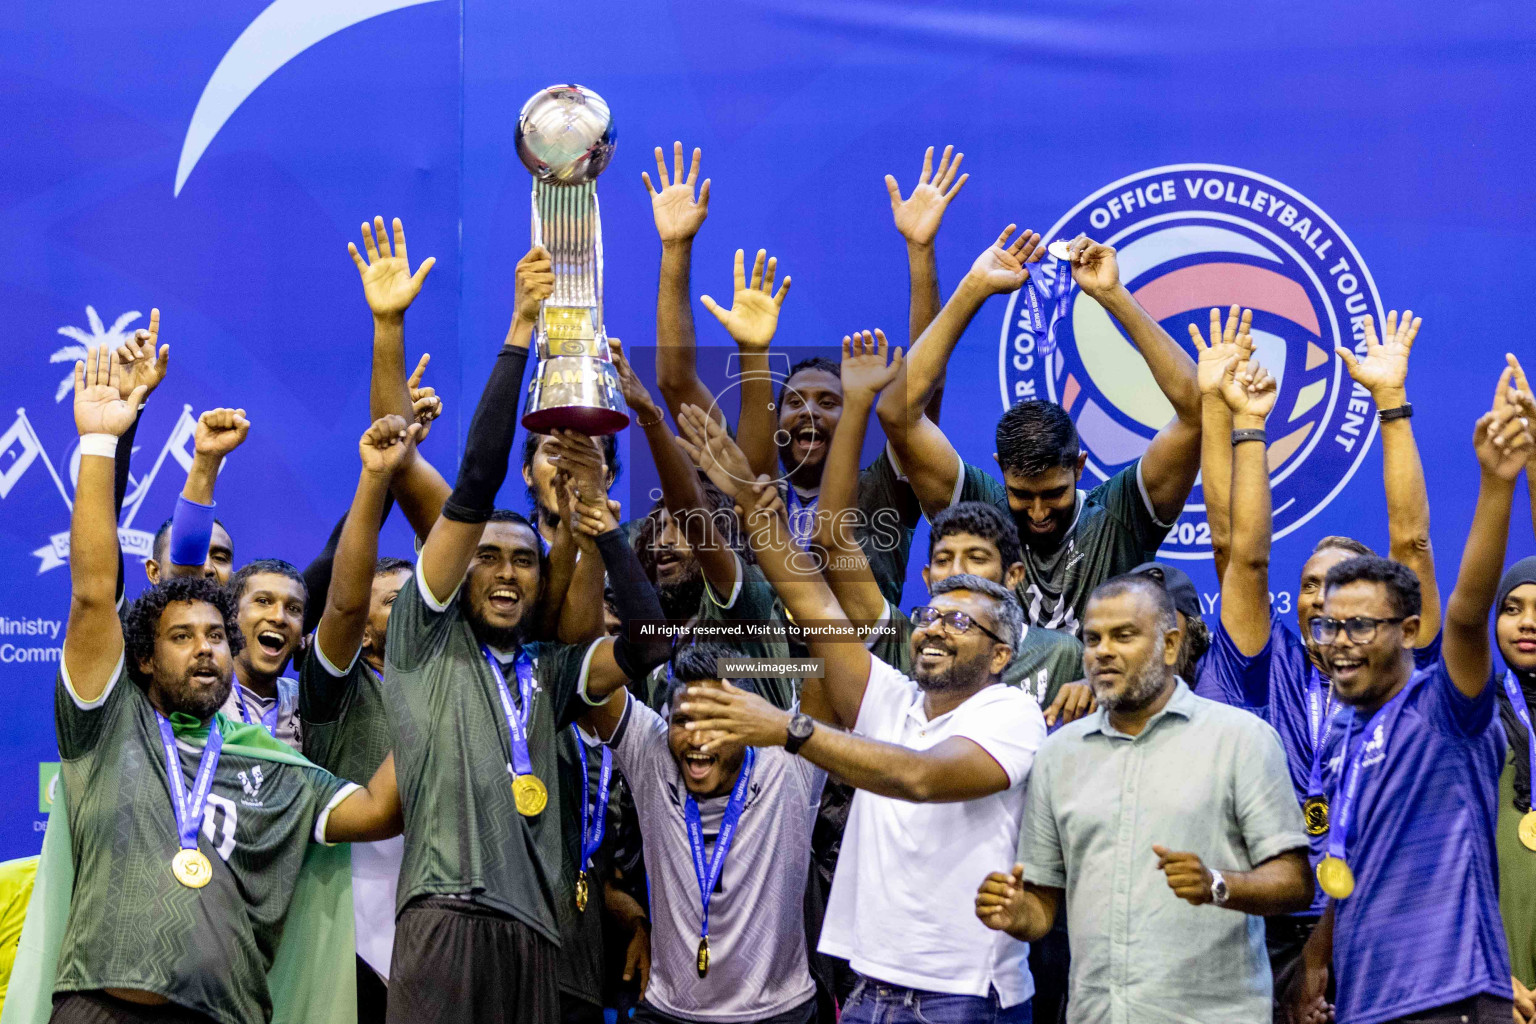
[155,712,224,853]
[483,646,536,779]
[1305,669,1344,800]
[1040,251,1076,357]
[235,685,280,737]
[785,486,818,550]
[1023,274,1044,333]
[1326,684,1413,867]
[1502,670,1536,814]
[573,725,613,872]
[684,747,756,957]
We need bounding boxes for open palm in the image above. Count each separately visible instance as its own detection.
[349,216,435,318]
[701,249,790,351]
[643,142,710,242]
[1338,310,1418,396]
[841,330,904,402]
[969,225,1042,296]
[75,346,144,437]
[887,145,968,246]
[1189,305,1254,396]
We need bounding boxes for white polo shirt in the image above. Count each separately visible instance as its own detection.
[818,656,1047,1007]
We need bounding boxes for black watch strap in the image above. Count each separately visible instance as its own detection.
[1378,403,1413,422]
[1231,428,1267,446]
[784,712,815,755]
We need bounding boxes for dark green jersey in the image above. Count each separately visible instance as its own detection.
[871,601,1085,711]
[781,449,921,611]
[383,565,596,942]
[553,726,612,1007]
[299,645,391,786]
[53,663,352,1024]
[957,459,1174,636]
[642,557,796,712]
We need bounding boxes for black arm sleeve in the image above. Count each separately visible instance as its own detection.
[595,528,670,679]
[299,494,396,636]
[443,346,531,524]
[112,414,142,605]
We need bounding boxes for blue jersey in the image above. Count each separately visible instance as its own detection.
[1196,612,1443,916]
[1318,657,1509,1024]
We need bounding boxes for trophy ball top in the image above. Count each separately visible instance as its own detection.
[515,85,616,183]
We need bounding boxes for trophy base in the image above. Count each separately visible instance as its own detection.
[522,403,630,436]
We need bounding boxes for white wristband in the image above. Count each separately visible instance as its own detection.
[78,434,118,459]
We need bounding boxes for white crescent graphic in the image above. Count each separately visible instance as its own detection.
[175,0,444,196]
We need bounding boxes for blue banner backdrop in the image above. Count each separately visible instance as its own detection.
[1,0,1532,856]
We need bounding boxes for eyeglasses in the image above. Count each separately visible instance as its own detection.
[1309,615,1406,644]
[910,606,1008,645]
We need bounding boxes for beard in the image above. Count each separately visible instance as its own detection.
[463,592,531,650]
[658,565,706,621]
[911,641,992,692]
[151,663,233,721]
[1093,655,1169,713]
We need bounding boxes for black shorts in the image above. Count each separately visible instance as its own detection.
[385,896,561,1024]
[50,992,217,1024]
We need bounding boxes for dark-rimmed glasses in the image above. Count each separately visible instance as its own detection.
[910,605,1008,645]
[1309,615,1405,644]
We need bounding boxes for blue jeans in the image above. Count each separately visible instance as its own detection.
[840,978,1032,1024]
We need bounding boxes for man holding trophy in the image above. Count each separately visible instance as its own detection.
[381,85,672,1024]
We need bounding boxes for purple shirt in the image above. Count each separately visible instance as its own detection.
[1318,657,1509,1024]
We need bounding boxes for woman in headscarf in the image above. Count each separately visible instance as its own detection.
[1493,555,1536,1016]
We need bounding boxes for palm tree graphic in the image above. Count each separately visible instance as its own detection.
[50,306,142,401]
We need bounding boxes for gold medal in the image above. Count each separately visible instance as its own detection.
[1303,796,1330,837]
[1520,811,1536,852]
[575,871,589,913]
[696,937,710,978]
[171,848,213,889]
[1316,856,1355,900]
[512,774,548,817]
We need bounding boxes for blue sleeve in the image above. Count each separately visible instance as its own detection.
[1412,630,1443,671]
[1194,616,1274,711]
[168,495,216,567]
[1423,655,1497,738]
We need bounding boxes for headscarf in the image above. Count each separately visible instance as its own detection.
[1496,556,1536,810]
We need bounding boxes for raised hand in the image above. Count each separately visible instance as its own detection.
[571,494,622,540]
[974,865,1029,936]
[1218,354,1278,423]
[676,403,754,497]
[1152,845,1214,906]
[113,307,169,404]
[1065,235,1123,299]
[358,414,420,478]
[1337,310,1419,403]
[699,249,791,351]
[74,345,145,437]
[642,142,710,243]
[1476,367,1536,481]
[406,353,443,441]
[515,245,556,325]
[965,225,1044,296]
[348,216,436,320]
[193,408,251,459]
[609,338,661,421]
[1188,305,1254,397]
[545,430,610,505]
[840,329,904,403]
[885,145,968,248]
[733,474,789,536]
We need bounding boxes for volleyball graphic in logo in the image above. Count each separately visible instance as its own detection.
[999,164,1383,560]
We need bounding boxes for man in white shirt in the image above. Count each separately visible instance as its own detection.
[681,480,1046,1024]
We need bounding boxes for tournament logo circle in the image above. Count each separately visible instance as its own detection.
[999,164,1384,560]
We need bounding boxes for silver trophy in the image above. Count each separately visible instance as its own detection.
[515,84,629,435]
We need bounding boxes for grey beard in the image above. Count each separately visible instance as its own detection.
[1094,657,1169,713]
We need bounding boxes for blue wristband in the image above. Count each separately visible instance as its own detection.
[169,496,216,567]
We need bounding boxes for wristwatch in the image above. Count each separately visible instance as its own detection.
[1208,868,1230,907]
[784,712,815,756]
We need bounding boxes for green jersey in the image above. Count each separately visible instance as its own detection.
[53,663,353,1024]
[299,644,390,786]
[957,459,1174,636]
[642,556,795,712]
[871,601,1085,711]
[383,565,597,942]
[782,449,921,610]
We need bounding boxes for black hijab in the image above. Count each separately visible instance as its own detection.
[1495,556,1536,810]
